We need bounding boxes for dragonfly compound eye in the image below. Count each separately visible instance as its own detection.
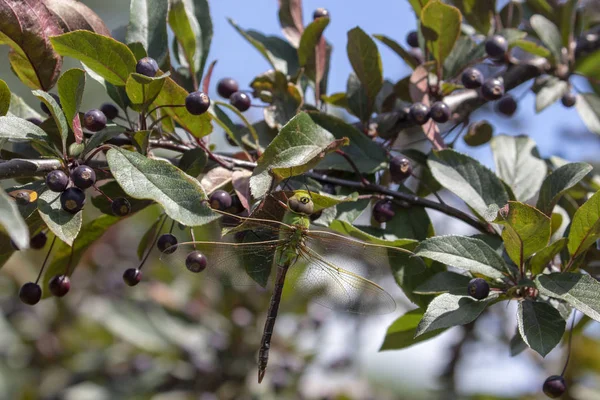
[288,195,314,215]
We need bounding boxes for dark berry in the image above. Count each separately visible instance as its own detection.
[409,102,430,125]
[123,268,142,286]
[543,375,566,398]
[157,233,178,254]
[209,190,233,211]
[185,251,207,273]
[100,103,119,120]
[83,109,107,132]
[19,282,42,305]
[485,35,508,60]
[71,165,96,189]
[496,95,517,116]
[227,194,245,214]
[561,92,576,108]
[46,170,69,192]
[406,31,419,48]
[30,232,47,250]
[430,101,451,123]
[48,275,71,297]
[136,57,159,77]
[111,197,131,217]
[60,187,86,214]
[481,78,505,101]
[26,117,43,126]
[185,91,211,115]
[461,68,484,89]
[390,157,413,184]
[40,94,60,115]
[229,91,251,112]
[313,7,329,20]
[217,78,239,99]
[373,200,395,223]
[467,278,490,300]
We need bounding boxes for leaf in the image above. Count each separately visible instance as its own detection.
[57,68,85,144]
[125,72,169,109]
[451,0,495,35]
[415,293,496,337]
[513,40,551,58]
[250,112,347,198]
[106,148,218,227]
[278,0,303,47]
[346,27,383,110]
[414,271,472,295]
[169,0,201,76]
[530,14,563,63]
[373,34,418,70]
[50,30,137,86]
[491,135,547,202]
[420,1,462,66]
[464,120,493,146]
[0,79,9,116]
[575,93,600,136]
[90,181,151,216]
[428,149,510,218]
[38,189,82,246]
[190,0,212,79]
[0,116,49,141]
[0,187,29,250]
[346,72,371,123]
[380,308,447,350]
[416,235,510,279]
[250,71,302,130]
[574,50,600,81]
[517,300,565,357]
[7,93,42,119]
[0,0,63,90]
[126,0,169,68]
[82,125,125,156]
[536,162,592,215]
[42,0,111,36]
[536,273,600,322]
[568,190,600,258]
[530,238,567,275]
[178,147,207,177]
[408,0,432,16]
[32,90,69,154]
[532,76,569,113]
[298,17,329,66]
[443,35,484,80]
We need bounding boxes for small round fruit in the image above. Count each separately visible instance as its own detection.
[227,194,245,214]
[83,109,107,132]
[409,102,430,125]
[313,7,329,20]
[185,91,211,115]
[40,94,60,115]
[406,31,419,48]
[390,157,413,184]
[481,78,505,101]
[136,57,159,77]
[19,282,42,305]
[71,165,96,189]
[461,68,484,89]
[229,91,251,112]
[157,233,178,254]
[373,200,395,223]
[60,187,86,214]
[217,78,239,99]
[123,268,142,286]
[100,103,119,120]
[543,375,566,398]
[209,190,233,211]
[111,197,131,217]
[48,275,71,297]
[185,251,207,273]
[497,95,517,116]
[46,170,70,192]
[430,102,451,123]
[26,117,43,126]
[30,232,47,250]
[561,92,576,108]
[467,278,490,300]
[485,35,508,60]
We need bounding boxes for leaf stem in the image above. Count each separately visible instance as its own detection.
[35,235,57,284]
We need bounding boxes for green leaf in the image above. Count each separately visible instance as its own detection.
[526,0,553,20]
[536,162,592,215]
[416,235,510,279]
[380,308,447,350]
[33,90,69,154]
[250,71,302,130]
[575,93,600,136]
[57,68,86,143]
[7,93,42,120]
[443,36,485,80]
[416,293,496,337]
[491,135,547,202]
[298,17,329,66]
[125,72,169,109]
[250,112,347,198]
[464,120,493,147]
[126,0,169,68]
[328,220,418,248]
[536,273,600,322]
[428,149,510,218]
[373,35,418,70]
[530,14,563,63]
[178,148,208,177]
[408,0,432,16]
[513,40,551,58]
[568,190,600,258]
[414,271,472,295]
[190,0,212,79]
[0,116,49,141]
[558,1,577,48]
[90,181,151,216]
[0,79,9,116]
[0,187,29,250]
[50,30,137,86]
[517,300,565,357]
[420,1,462,66]
[82,125,125,156]
[451,0,495,35]
[346,27,383,110]
[169,0,201,76]
[574,50,600,80]
[106,148,218,227]
[38,189,82,246]
[530,238,567,275]
[532,76,569,113]
[346,72,371,122]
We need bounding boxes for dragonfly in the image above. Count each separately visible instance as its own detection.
[160,191,417,383]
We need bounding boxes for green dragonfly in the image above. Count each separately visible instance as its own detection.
[160,192,416,383]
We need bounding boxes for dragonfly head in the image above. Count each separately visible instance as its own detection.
[287,193,314,215]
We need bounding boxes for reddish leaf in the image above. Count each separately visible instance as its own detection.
[202,60,217,94]
[72,113,83,144]
[0,0,63,90]
[232,169,252,211]
[315,35,327,102]
[43,0,110,37]
[278,0,304,47]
